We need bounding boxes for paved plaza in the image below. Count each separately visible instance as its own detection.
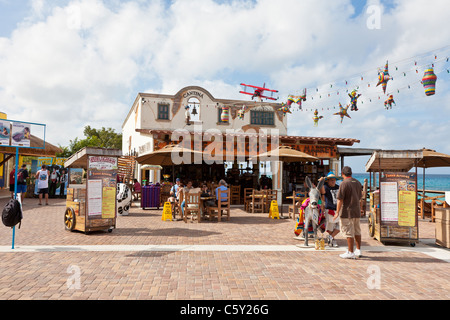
[0,195,449,302]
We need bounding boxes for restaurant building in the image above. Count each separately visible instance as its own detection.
[122,86,359,199]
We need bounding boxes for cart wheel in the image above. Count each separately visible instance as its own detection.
[368,212,375,238]
[64,207,76,231]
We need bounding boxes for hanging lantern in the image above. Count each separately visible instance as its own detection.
[220,106,229,122]
[422,68,437,96]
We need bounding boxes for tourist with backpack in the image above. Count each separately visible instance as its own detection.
[17,164,29,205]
[9,166,15,199]
[36,164,49,205]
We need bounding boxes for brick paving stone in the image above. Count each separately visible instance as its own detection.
[0,198,449,302]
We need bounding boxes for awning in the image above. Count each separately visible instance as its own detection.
[65,147,122,168]
[365,150,423,172]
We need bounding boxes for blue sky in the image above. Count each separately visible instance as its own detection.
[0,0,449,174]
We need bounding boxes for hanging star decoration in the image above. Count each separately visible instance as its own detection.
[279,103,292,116]
[313,109,324,126]
[334,103,351,123]
[286,89,307,110]
[348,90,361,111]
[376,60,391,94]
[384,95,396,110]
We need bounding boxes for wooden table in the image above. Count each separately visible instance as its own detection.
[200,196,215,218]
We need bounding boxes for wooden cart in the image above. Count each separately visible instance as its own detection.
[366,150,422,246]
[63,147,122,234]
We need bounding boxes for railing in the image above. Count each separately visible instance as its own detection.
[418,190,449,222]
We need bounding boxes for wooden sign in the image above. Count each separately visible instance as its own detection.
[269,200,280,219]
[162,202,173,221]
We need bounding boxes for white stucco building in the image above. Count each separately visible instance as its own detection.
[122,86,359,200]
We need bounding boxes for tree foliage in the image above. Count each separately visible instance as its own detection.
[57,126,122,158]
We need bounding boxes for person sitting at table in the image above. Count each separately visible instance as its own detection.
[181,180,194,216]
[201,184,211,196]
[214,179,229,204]
[202,184,215,208]
[132,179,141,201]
[168,178,181,217]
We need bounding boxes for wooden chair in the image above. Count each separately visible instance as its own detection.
[207,189,231,222]
[184,191,201,223]
[249,190,265,214]
[173,188,184,220]
[230,185,241,205]
[244,188,253,212]
[288,191,301,220]
[264,189,277,213]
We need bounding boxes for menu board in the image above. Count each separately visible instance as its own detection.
[87,156,117,220]
[101,187,116,219]
[380,181,398,222]
[380,172,417,227]
[398,191,416,227]
[87,180,103,217]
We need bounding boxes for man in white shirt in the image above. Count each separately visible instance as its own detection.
[36,164,49,205]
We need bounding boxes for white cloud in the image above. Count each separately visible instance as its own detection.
[0,0,449,176]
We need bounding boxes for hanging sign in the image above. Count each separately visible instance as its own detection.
[88,156,118,170]
[0,120,11,146]
[10,122,31,147]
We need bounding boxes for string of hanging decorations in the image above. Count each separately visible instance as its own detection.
[154,45,450,127]
[281,45,450,126]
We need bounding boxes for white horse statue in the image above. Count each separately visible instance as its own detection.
[303,176,325,247]
[117,183,132,216]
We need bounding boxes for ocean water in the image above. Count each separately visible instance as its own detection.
[353,173,450,192]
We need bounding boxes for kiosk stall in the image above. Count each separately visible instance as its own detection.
[64,147,122,234]
[365,150,422,246]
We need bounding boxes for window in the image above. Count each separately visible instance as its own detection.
[158,103,169,120]
[217,107,225,123]
[250,110,274,126]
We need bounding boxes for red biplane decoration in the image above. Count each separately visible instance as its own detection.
[239,83,279,101]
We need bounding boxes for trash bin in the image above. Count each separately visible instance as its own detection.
[141,184,161,210]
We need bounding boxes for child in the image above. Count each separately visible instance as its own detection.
[320,172,342,247]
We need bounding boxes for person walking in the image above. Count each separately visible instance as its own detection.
[17,164,29,204]
[334,166,363,259]
[36,164,50,205]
